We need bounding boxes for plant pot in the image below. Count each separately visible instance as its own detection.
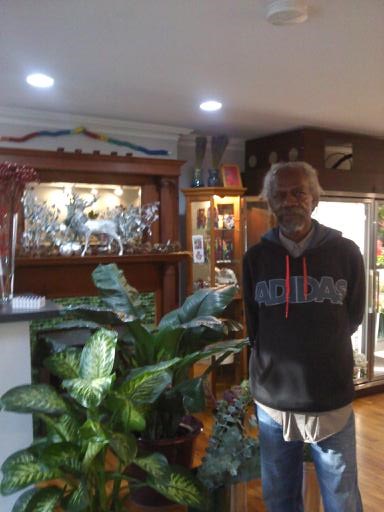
[130,416,203,508]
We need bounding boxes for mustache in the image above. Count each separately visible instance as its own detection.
[277,206,306,216]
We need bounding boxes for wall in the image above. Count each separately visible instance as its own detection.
[0,107,190,160]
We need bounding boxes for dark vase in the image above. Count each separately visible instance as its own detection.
[191,168,204,187]
[207,168,220,187]
[130,416,203,507]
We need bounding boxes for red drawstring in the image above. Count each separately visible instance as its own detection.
[302,256,308,300]
[285,254,290,319]
[285,255,308,318]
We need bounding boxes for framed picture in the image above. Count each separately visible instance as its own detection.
[192,234,205,263]
[220,164,242,187]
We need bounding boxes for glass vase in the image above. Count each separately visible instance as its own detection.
[0,209,18,304]
[207,168,221,187]
[191,168,205,187]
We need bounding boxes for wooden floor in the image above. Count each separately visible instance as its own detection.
[192,392,384,512]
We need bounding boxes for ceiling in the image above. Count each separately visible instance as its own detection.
[1,1,383,140]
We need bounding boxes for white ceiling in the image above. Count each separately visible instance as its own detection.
[1,1,383,139]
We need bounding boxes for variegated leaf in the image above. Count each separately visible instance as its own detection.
[41,442,81,472]
[80,328,117,380]
[106,393,146,432]
[10,488,37,512]
[118,370,172,405]
[134,453,170,480]
[24,486,62,512]
[63,375,114,408]
[82,441,105,469]
[44,348,81,379]
[65,480,89,511]
[2,449,36,472]
[109,432,137,467]
[1,384,67,415]
[1,461,61,495]
[147,467,206,510]
[39,413,80,443]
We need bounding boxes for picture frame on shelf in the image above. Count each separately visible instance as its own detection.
[221,164,242,187]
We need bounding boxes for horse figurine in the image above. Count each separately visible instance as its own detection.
[65,193,123,256]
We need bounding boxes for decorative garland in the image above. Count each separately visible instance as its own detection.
[0,126,170,156]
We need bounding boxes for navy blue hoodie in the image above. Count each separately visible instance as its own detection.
[243,220,365,412]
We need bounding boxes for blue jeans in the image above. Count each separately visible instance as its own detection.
[256,405,363,512]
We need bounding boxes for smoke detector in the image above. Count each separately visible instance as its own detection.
[266,0,308,25]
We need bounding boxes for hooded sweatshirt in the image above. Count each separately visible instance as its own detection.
[243,220,365,413]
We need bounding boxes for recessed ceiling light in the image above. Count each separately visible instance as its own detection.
[199,100,222,112]
[26,73,54,88]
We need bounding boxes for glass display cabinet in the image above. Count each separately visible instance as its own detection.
[183,186,247,392]
[183,187,246,292]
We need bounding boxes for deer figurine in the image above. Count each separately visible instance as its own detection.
[65,193,123,256]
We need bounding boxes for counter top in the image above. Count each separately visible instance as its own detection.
[0,299,62,323]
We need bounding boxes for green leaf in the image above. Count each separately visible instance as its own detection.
[92,263,146,320]
[1,460,61,495]
[38,413,80,443]
[2,449,36,473]
[134,453,170,480]
[105,394,146,432]
[24,486,62,511]
[80,328,117,380]
[148,466,206,510]
[44,347,81,379]
[63,375,115,408]
[1,385,67,415]
[79,419,107,443]
[177,377,206,413]
[159,285,236,328]
[153,327,184,362]
[109,432,137,466]
[41,442,81,472]
[11,488,37,512]
[82,442,105,468]
[119,369,173,405]
[78,419,108,467]
[65,481,89,512]
[124,320,155,366]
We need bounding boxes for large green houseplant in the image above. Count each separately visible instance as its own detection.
[0,328,206,511]
[45,263,246,442]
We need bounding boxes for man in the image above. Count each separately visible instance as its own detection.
[243,162,365,512]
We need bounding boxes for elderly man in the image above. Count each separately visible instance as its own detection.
[243,162,365,512]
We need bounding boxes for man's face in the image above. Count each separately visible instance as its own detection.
[269,167,316,240]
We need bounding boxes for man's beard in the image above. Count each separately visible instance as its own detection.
[276,207,308,235]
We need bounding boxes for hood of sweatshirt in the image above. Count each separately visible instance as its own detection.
[261,219,342,251]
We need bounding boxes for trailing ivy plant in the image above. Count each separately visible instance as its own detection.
[197,381,260,492]
[0,328,206,512]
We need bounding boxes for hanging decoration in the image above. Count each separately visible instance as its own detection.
[0,126,170,156]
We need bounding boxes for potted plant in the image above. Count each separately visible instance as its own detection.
[30,263,246,507]
[190,381,260,512]
[0,328,207,511]
[48,263,245,441]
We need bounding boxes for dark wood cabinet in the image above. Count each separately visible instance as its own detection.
[0,147,191,318]
[244,127,384,195]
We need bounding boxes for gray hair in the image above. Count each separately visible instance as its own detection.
[261,161,323,205]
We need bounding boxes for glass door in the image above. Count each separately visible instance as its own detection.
[313,198,371,382]
[373,202,384,379]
